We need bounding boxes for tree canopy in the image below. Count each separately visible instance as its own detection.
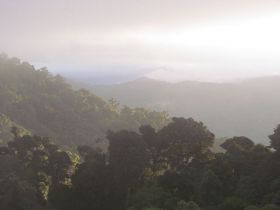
[1,119,280,210]
[0,54,169,148]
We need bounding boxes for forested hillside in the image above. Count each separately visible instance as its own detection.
[91,77,280,144]
[0,113,30,144]
[0,55,169,147]
[1,118,280,210]
[1,55,280,210]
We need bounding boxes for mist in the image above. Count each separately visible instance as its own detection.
[2,1,280,209]
[1,0,280,83]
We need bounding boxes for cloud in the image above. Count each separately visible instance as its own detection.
[1,0,280,82]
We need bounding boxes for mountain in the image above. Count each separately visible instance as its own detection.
[91,77,280,144]
[0,55,169,148]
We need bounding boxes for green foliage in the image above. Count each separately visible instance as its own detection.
[0,131,78,210]
[218,197,246,210]
[1,121,280,210]
[108,130,148,185]
[245,206,261,210]
[262,204,280,210]
[158,117,215,170]
[0,113,30,145]
[174,200,201,210]
[269,125,280,151]
[1,56,280,210]
[142,208,164,210]
[0,55,169,148]
[197,169,223,205]
[221,136,254,152]
[128,186,175,210]
[245,204,280,210]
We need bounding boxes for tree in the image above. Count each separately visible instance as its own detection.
[269,125,280,151]
[158,171,194,202]
[0,131,78,210]
[0,55,169,148]
[107,130,149,210]
[109,98,120,113]
[197,169,223,206]
[221,136,254,152]
[158,117,214,170]
[175,200,201,210]
[218,197,246,210]
[127,186,175,210]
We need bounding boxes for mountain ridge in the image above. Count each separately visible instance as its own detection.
[89,76,280,144]
[0,55,169,148]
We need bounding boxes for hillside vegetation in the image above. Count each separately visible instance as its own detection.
[1,118,280,210]
[0,55,169,147]
[1,55,280,210]
[0,113,30,144]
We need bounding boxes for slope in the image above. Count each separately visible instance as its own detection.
[0,55,169,147]
[91,77,280,144]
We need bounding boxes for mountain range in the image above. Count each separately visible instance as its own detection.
[90,76,280,144]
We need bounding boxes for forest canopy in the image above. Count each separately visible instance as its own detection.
[0,54,169,147]
[1,118,280,210]
[1,54,280,210]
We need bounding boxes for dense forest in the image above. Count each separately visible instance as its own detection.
[0,54,169,147]
[1,55,280,210]
[1,118,280,210]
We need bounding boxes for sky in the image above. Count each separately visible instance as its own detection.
[1,0,280,83]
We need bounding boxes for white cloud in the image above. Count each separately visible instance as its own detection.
[1,0,280,82]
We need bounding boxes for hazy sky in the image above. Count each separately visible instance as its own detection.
[1,0,280,82]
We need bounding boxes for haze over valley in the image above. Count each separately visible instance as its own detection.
[73,76,280,144]
[2,0,280,209]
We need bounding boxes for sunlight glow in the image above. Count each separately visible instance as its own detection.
[125,14,280,54]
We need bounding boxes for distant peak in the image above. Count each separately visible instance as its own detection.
[126,77,171,84]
